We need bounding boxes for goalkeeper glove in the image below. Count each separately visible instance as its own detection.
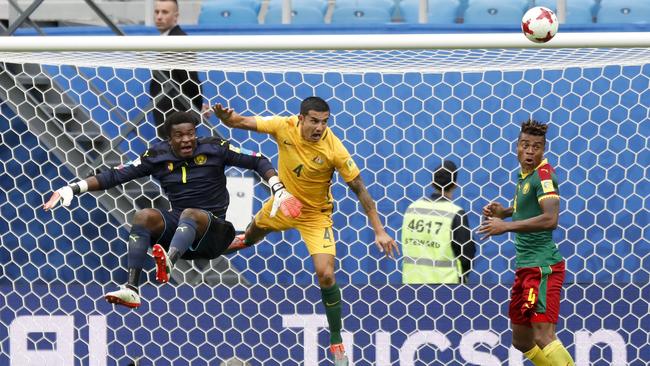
[269,176,302,218]
[43,181,88,211]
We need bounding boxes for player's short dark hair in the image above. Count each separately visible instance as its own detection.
[519,119,548,141]
[432,160,458,192]
[156,0,178,5]
[164,111,199,137]
[300,96,330,116]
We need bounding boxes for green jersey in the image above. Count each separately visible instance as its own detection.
[512,158,563,268]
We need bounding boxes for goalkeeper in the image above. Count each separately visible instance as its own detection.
[43,111,301,309]
[213,96,399,366]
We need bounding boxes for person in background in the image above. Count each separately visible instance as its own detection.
[150,0,203,139]
[401,160,475,284]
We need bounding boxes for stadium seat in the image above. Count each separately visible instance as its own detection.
[462,1,524,25]
[202,0,262,12]
[331,5,393,24]
[400,0,460,24]
[335,0,396,11]
[469,0,530,12]
[534,0,595,24]
[197,4,259,25]
[268,0,329,12]
[265,5,325,24]
[597,1,650,24]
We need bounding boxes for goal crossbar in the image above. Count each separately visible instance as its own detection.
[2,32,650,51]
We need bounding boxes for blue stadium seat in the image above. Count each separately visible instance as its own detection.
[400,0,460,24]
[268,0,328,12]
[469,0,530,12]
[197,4,259,25]
[534,0,595,24]
[331,5,393,24]
[265,5,325,24]
[462,1,524,25]
[597,1,650,24]
[203,0,262,12]
[335,0,396,11]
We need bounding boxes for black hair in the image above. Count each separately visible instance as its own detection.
[164,111,199,137]
[300,96,330,116]
[520,119,548,141]
[432,160,458,193]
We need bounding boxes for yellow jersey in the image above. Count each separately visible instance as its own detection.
[255,115,360,212]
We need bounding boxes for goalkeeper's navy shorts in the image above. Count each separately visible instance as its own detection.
[154,208,235,260]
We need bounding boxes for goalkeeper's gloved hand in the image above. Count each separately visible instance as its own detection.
[269,176,302,218]
[43,181,87,211]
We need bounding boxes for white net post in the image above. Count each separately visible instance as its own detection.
[0,34,648,365]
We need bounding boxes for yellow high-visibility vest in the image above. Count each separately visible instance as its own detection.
[401,198,463,284]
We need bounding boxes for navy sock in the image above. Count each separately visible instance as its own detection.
[168,217,198,264]
[126,225,151,288]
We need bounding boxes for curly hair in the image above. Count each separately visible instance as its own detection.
[520,119,548,140]
[164,111,200,137]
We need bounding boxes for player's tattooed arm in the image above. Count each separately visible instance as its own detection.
[347,175,400,258]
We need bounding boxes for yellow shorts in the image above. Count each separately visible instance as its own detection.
[254,199,336,256]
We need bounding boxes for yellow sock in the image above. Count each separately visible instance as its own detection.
[524,345,552,366]
[542,340,575,366]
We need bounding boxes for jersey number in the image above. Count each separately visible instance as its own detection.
[408,219,442,234]
[292,164,304,177]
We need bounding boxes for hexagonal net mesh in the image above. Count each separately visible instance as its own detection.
[0,42,648,365]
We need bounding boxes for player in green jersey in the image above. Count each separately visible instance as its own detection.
[478,120,574,366]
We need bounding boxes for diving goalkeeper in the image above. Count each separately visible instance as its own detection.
[43,111,301,308]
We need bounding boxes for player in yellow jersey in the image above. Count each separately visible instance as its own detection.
[213,96,398,366]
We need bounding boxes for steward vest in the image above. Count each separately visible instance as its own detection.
[401,198,463,284]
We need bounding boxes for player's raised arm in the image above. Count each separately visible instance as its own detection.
[346,175,399,259]
[43,176,101,211]
[212,103,258,131]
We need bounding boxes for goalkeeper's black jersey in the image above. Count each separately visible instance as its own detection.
[95,137,273,214]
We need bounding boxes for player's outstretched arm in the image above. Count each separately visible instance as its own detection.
[346,175,399,259]
[222,144,303,219]
[268,175,303,219]
[212,103,258,131]
[43,176,101,211]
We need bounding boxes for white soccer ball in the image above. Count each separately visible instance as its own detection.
[521,6,559,43]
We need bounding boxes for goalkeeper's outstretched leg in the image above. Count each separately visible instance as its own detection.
[105,207,235,309]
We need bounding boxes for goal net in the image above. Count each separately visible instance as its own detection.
[0,33,648,365]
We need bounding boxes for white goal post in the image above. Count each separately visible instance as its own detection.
[0,33,648,365]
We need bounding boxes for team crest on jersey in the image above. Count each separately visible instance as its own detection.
[194,154,207,165]
[522,182,530,194]
[167,162,174,171]
[312,155,324,164]
[346,159,356,169]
